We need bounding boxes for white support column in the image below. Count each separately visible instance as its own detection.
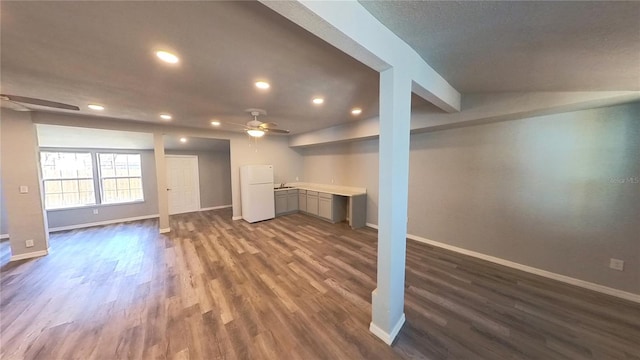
[153,132,170,233]
[370,67,412,345]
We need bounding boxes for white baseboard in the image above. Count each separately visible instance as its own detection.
[366,223,640,303]
[200,205,232,211]
[408,234,640,303]
[0,234,9,240]
[159,227,171,234]
[369,313,406,345]
[10,249,49,262]
[48,214,159,233]
[232,216,243,221]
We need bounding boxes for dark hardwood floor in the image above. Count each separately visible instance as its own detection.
[1,209,639,359]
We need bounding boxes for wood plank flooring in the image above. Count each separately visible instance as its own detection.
[1,209,639,359]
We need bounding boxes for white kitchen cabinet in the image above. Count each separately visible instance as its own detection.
[306,191,319,216]
[298,189,307,212]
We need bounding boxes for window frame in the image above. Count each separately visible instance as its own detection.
[39,149,147,211]
[40,151,97,210]
[97,152,145,205]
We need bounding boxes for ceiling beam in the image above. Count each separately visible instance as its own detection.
[259,0,461,113]
[288,91,640,147]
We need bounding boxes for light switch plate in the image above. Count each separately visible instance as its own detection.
[25,239,34,248]
[609,258,624,271]
[19,185,28,194]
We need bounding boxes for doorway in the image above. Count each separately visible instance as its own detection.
[166,155,201,215]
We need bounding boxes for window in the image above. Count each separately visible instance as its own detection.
[98,153,144,204]
[40,152,96,209]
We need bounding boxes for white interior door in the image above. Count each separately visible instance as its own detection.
[166,155,200,215]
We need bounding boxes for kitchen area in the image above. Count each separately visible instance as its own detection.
[274,183,367,228]
[240,164,367,229]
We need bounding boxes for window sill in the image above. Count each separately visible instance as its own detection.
[46,200,145,212]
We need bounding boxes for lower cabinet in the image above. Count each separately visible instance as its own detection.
[276,189,299,216]
[287,189,298,212]
[275,188,347,224]
[306,191,319,216]
[298,189,307,212]
[275,191,288,216]
[318,194,332,219]
[318,192,347,223]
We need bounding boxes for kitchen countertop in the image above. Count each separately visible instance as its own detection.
[274,183,366,197]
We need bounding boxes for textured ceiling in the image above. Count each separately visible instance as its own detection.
[2,1,638,137]
[360,1,640,92]
[1,1,378,134]
[163,136,230,152]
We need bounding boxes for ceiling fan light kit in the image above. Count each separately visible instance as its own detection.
[247,129,265,137]
[235,108,290,138]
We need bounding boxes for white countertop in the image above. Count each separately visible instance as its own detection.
[274,182,366,197]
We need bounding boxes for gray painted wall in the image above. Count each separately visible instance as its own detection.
[301,140,379,224]
[44,149,159,229]
[0,110,50,256]
[302,102,640,294]
[165,149,232,208]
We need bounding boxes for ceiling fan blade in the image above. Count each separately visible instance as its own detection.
[0,98,31,111]
[225,121,250,129]
[0,94,79,111]
[259,122,279,129]
[264,128,290,134]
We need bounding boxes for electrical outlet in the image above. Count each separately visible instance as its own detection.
[609,258,624,271]
[93,209,99,215]
[25,239,34,248]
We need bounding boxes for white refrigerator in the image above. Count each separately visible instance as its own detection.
[240,165,275,223]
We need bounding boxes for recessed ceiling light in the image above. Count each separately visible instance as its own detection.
[351,108,362,115]
[88,104,104,111]
[155,50,179,64]
[160,113,172,120]
[179,137,187,143]
[210,120,221,126]
[312,97,324,105]
[255,81,270,90]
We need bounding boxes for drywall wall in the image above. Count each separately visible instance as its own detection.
[165,149,232,208]
[302,140,379,224]
[301,102,640,294]
[0,110,50,257]
[44,149,159,230]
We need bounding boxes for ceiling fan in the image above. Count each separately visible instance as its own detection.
[235,108,290,137]
[0,94,80,111]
